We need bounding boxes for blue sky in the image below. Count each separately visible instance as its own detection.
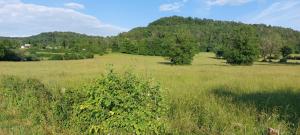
[0,0,299,37]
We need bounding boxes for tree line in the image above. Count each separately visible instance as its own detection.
[1,16,300,64]
[114,16,300,65]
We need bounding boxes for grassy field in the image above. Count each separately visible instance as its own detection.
[1,53,300,134]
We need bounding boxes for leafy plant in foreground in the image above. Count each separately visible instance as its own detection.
[71,69,168,134]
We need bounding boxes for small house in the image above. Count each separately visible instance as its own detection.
[21,44,31,49]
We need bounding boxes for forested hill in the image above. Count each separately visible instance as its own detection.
[1,16,300,56]
[116,16,300,55]
[0,32,110,54]
[24,32,109,51]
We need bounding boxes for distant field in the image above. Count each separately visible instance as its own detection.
[1,53,300,134]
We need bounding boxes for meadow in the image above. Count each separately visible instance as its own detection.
[1,53,300,134]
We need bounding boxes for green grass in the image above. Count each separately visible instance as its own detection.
[1,53,300,134]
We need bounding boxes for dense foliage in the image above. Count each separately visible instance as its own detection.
[167,30,196,65]
[48,52,94,60]
[280,46,293,63]
[116,16,300,57]
[223,26,259,65]
[0,69,167,134]
[24,32,110,55]
[0,47,39,61]
[77,70,166,134]
[53,69,167,134]
[0,32,110,61]
[0,76,53,134]
[0,16,300,64]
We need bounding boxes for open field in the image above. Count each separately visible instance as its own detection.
[1,53,300,134]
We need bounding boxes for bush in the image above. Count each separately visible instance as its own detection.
[168,44,196,65]
[224,26,259,65]
[84,52,94,59]
[215,50,225,58]
[48,52,94,61]
[287,56,300,60]
[53,89,87,129]
[49,54,64,60]
[68,69,167,134]
[1,49,23,61]
[281,46,293,58]
[279,58,288,63]
[0,49,40,61]
[279,46,293,63]
[24,54,40,61]
[167,30,196,65]
[64,53,81,60]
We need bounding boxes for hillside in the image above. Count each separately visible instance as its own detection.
[1,16,300,56]
[0,32,110,54]
[117,16,300,55]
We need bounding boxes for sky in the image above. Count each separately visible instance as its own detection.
[0,0,299,37]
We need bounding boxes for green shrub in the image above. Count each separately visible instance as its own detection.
[69,69,167,134]
[279,58,288,63]
[48,52,94,61]
[224,26,259,65]
[24,54,40,61]
[0,49,40,61]
[279,46,293,63]
[167,30,196,65]
[281,46,293,58]
[214,46,225,59]
[0,49,23,61]
[0,76,53,126]
[53,89,87,129]
[287,56,300,60]
[215,50,224,58]
[49,54,64,60]
[84,52,94,59]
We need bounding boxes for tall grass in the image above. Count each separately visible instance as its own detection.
[0,53,300,134]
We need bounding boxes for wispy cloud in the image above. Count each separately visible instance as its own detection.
[248,0,300,30]
[159,0,188,12]
[64,2,85,10]
[0,0,128,37]
[206,0,254,6]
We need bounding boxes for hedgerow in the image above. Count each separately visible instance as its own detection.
[48,52,94,60]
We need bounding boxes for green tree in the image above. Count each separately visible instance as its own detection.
[0,44,5,58]
[167,30,196,65]
[260,32,282,62]
[214,46,225,58]
[279,46,293,63]
[224,26,259,65]
[119,38,138,54]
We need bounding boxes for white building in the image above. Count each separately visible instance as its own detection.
[21,44,31,49]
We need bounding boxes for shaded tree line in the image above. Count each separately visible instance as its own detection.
[113,16,300,65]
[1,16,300,64]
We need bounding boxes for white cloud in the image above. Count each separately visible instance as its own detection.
[206,0,253,6]
[248,0,300,31]
[159,0,188,12]
[0,0,128,37]
[64,2,85,10]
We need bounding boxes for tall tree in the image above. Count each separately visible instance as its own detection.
[167,30,196,65]
[260,31,283,62]
[279,46,293,63]
[224,26,259,65]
